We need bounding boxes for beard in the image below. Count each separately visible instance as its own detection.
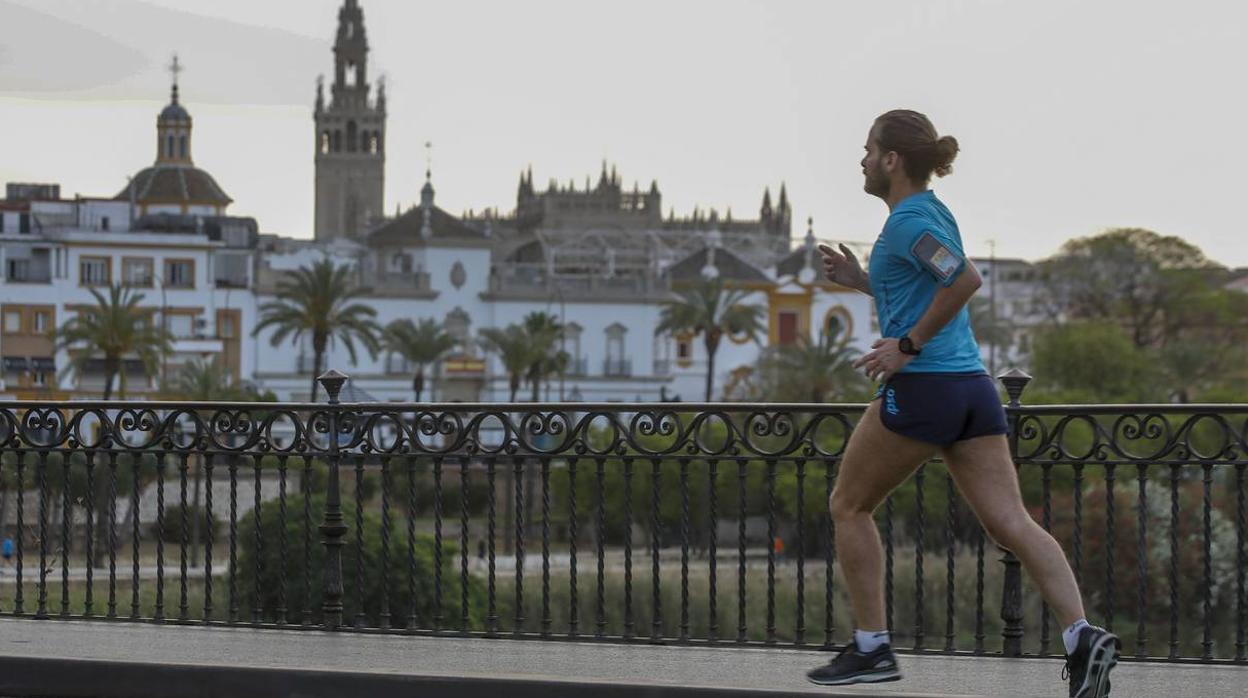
[863,163,890,198]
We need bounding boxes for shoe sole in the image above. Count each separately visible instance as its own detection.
[806,668,902,686]
[1076,633,1121,698]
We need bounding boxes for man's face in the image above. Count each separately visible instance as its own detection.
[860,126,890,199]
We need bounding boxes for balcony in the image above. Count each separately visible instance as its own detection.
[370,271,435,298]
[485,265,670,301]
[603,357,632,377]
[5,260,51,284]
[565,356,589,376]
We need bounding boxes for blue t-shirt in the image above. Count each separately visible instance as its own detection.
[867,190,985,374]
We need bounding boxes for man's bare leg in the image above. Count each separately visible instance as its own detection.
[941,434,1084,626]
[829,401,938,632]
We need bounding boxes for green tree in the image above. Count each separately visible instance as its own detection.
[655,276,766,401]
[237,494,487,629]
[1030,323,1160,402]
[167,356,245,400]
[382,318,458,402]
[520,311,568,402]
[1037,228,1216,349]
[253,258,381,402]
[478,324,537,402]
[758,334,867,403]
[50,283,173,400]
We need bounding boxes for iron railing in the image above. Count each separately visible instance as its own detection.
[0,369,1243,664]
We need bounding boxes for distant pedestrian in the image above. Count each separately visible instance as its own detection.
[2,537,13,572]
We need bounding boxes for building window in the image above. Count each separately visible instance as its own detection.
[332,130,342,152]
[32,310,49,333]
[164,259,194,288]
[0,213,6,233]
[19,213,31,234]
[677,340,691,359]
[101,216,110,232]
[320,131,330,154]
[123,258,153,287]
[167,314,194,338]
[167,134,175,158]
[179,135,187,158]
[217,314,236,339]
[3,310,21,333]
[778,310,799,345]
[822,306,854,344]
[346,121,358,153]
[445,307,471,351]
[604,323,629,376]
[80,256,111,286]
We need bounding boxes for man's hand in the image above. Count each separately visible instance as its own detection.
[852,338,915,383]
[817,243,870,294]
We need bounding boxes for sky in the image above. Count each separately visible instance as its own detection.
[1,0,1246,266]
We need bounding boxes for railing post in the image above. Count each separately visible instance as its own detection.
[318,369,349,630]
[998,368,1031,657]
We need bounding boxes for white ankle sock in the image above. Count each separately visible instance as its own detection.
[854,628,891,652]
[1062,619,1090,655]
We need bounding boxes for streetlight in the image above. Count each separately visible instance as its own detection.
[547,280,567,401]
[154,272,170,391]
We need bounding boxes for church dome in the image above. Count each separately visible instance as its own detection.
[159,102,190,122]
[116,165,232,208]
[116,55,232,215]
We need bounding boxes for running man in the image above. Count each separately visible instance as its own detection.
[805,110,1119,697]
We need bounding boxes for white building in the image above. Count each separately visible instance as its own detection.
[0,1,887,404]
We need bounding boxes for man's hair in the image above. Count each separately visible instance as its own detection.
[874,110,959,182]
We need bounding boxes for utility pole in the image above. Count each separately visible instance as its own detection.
[987,239,998,376]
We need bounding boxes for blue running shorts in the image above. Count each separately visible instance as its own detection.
[874,372,1008,446]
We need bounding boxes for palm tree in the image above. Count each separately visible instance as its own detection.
[382,318,458,402]
[253,258,381,402]
[168,356,244,401]
[478,325,537,402]
[761,334,866,403]
[521,311,568,402]
[51,283,173,399]
[655,276,766,401]
[165,355,245,568]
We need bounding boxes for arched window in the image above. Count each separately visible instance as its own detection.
[368,132,379,154]
[361,129,371,153]
[345,62,356,88]
[320,131,330,154]
[179,135,187,158]
[166,134,175,158]
[332,130,342,152]
[392,253,412,273]
[822,306,854,345]
[346,121,358,152]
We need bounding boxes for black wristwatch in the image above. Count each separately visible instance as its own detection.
[898,336,922,356]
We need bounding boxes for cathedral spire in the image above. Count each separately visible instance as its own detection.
[315,1,386,241]
[760,186,773,220]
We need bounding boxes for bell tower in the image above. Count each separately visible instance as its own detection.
[314,0,385,241]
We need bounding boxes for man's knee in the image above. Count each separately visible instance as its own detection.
[982,511,1036,549]
[829,488,872,524]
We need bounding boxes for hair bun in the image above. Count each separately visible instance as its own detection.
[933,135,959,177]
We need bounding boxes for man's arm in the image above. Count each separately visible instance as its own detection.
[907,259,982,347]
[853,259,982,381]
